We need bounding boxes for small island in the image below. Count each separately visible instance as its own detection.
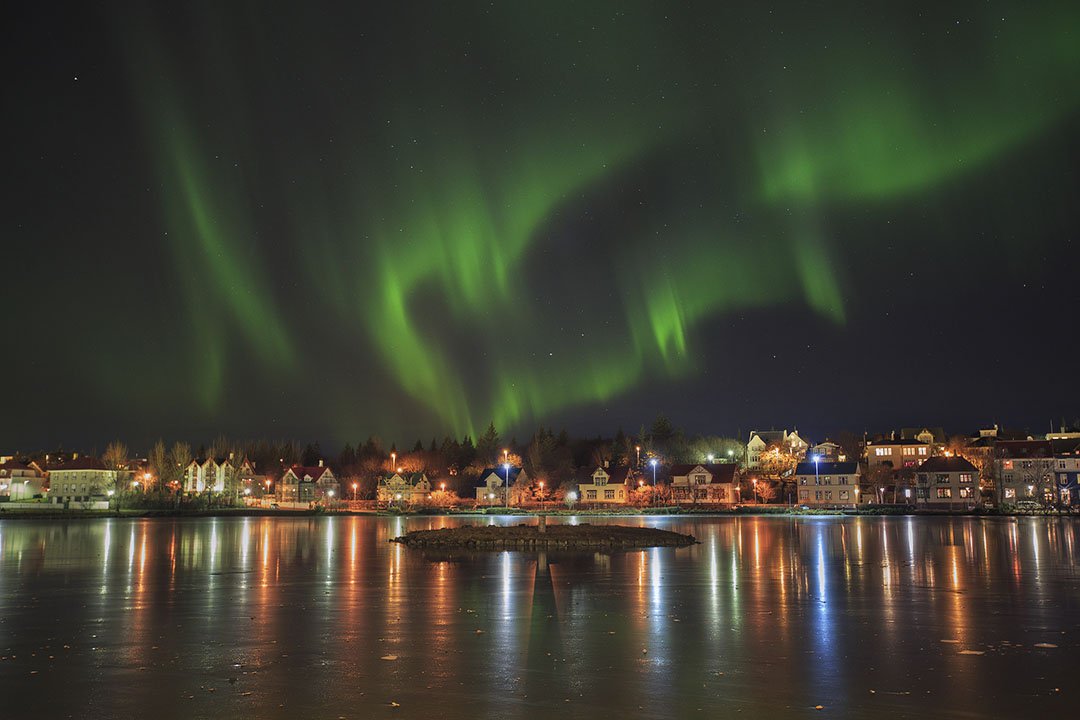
[390,522,697,550]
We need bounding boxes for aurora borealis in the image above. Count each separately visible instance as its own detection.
[5,1,1080,448]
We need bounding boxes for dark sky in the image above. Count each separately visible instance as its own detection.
[4,1,1079,452]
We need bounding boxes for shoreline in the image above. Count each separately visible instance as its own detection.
[0,506,1076,521]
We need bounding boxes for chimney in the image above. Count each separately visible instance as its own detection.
[318,459,324,467]
[604,459,609,469]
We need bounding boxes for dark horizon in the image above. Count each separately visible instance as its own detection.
[5,2,1079,452]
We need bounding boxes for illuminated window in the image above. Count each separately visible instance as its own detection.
[586,490,597,500]
[799,490,808,500]
[958,473,973,484]
[604,489,615,500]
[936,488,953,499]
[824,491,832,500]
[918,447,928,456]
[1004,488,1016,499]
[959,487,974,498]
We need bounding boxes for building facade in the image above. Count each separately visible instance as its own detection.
[377,471,432,504]
[280,463,339,503]
[794,460,861,508]
[577,464,633,504]
[746,429,809,468]
[669,463,738,504]
[915,456,980,509]
[865,439,930,469]
[475,466,528,505]
[0,460,46,501]
[47,458,116,505]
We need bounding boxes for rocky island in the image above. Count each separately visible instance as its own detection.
[390,521,697,550]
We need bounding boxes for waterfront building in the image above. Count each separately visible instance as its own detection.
[182,456,237,493]
[794,460,861,508]
[915,456,980,509]
[996,440,1054,504]
[669,463,738,504]
[475,466,527,505]
[377,471,432,504]
[746,429,809,467]
[0,459,46,500]
[47,457,115,505]
[280,462,338,502]
[577,464,634,504]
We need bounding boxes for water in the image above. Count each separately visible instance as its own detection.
[0,515,1077,719]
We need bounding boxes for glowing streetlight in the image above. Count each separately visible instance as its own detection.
[635,445,641,467]
[352,482,358,501]
[503,462,511,507]
[439,482,446,492]
[538,480,545,512]
[707,453,715,464]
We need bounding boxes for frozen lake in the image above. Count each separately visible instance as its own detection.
[0,515,1077,719]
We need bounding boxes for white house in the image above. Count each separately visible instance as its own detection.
[377,471,432,504]
[794,460,861,507]
[475,466,527,505]
[0,460,46,501]
[280,462,339,503]
[746,429,809,468]
[47,457,116,505]
[577,464,634,504]
[669,463,738,504]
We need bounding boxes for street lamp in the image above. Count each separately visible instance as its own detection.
[352,482,358,501]
[503,462,511,507]
[635,445,641,468]
[707,453,715,464]
[752,478,758,504]
[649,458,658,507]
[539,480,545,512]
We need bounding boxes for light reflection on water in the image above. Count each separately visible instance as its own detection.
[0,515,1077,719]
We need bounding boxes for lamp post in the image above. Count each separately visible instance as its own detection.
[752,478,758,504]
[707,453,715,464]
[635,445,641,468]
[649,458,658,507]
[503,462,511,508]
[352,482,358,501]
[539,481,545,512]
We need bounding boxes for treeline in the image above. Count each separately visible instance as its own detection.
[31,414,747,498]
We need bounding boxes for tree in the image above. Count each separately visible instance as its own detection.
[757,442,798,479]
[301,442,322,467]
[477,422,501,464]
[148,440,168,491]
[167,441,192,490]
[102,441,130,493]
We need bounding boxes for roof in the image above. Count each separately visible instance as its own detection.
[795,461,860,475]
[866,439,929,447]
[996,440,1053,459]
[750,430,786,444]
[476,466,524,487]
[917,456,978,473]
[582,465,635,484]
[900,427,946,443]
[380,471,428,484]
[48,457,108,472]
[668,463,738,483]
[285,465,332,481]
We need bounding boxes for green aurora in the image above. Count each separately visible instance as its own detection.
[83,1,1080,441]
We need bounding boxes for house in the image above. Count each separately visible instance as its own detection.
[377,471,432,504]
[47,457,116,505]
[475,466,527,505]
[746,429,809,467]
[280,462,339,503]
[236,458,270,497]
[1052,442,1080,506]
[669,463,738,504]
[794,460,861,507]
[0,460,46,501]
[809,440,845,462]
[183,456,237,494]
[900,427,946,448]
[995,440,1055,505]
[915,456,979,509]
[865,438,930,468]
[577,464,634,504]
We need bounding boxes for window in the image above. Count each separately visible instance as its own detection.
[839,490,849,501]
[586,490,597,500]
[1022,461,1032,470]
[936,488,953,499]
[903,447,916,456]
[918,447,928,456]
[936,474,949,485]
[815,491,822,500]
[823,476,832,485]
[839,476,849,485]
[1003,460,1014,470]
[959,487,974,498]
[917,488,929,498]
[800,477,807,485]
[604,489,615,500]
[799,490,808,500]
[958,473,973,484]
[875,448,890,457]
[694,474,707,484]
[824,491,832,500]
[1004,488,1016,499]
[1004,473,1014,483]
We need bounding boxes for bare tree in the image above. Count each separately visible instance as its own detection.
[102,441,130,494]
[167,441,192,490]
[148,440,168,491]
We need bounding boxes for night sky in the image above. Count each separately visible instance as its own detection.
[5,1,1079,451]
